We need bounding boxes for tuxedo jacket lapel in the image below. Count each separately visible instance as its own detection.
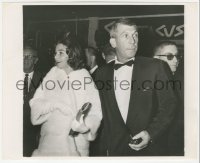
[126,58,154,135]
[126,59,141,133]
[104,60,144,135]
[106,63,127,128]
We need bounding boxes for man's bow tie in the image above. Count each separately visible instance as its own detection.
[114,60,134,70]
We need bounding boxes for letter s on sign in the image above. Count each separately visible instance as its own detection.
[174,25,184,37]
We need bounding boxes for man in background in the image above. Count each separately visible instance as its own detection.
[153,41,184,155]
[153,41,182,75]
[85,46,99,79]
[102,43,115,64]
[23,46,44,156]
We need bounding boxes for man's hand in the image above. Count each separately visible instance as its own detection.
[129,130,151,151]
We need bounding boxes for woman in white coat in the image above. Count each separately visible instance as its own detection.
[29,32,102,156]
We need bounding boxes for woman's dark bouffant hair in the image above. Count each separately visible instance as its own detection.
[56,32,86,70]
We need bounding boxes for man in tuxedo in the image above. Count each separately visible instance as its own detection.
[85,47,99,79]
[95,18,177,156]
[23,46,44,156]
[153,41,184,155]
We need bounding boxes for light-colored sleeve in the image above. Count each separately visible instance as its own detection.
[73,69,103,141]
[30,97,53,125]
[29,67,55,125]
[84,83,102,141]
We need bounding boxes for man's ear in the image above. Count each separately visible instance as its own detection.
[110,38,116,48]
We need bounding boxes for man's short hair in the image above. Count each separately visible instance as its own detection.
[153,41,178,56]
[110,18,138,38]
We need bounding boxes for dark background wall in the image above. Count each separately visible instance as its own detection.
[23,5,184,73]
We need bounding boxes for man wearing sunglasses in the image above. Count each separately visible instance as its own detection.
[153,41,184,155]
[153,41,182,75]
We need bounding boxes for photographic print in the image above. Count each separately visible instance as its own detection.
[2,1,199,162]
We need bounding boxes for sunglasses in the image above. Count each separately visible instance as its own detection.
[156,53,183,61]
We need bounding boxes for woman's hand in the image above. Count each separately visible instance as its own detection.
[71,115,89,133]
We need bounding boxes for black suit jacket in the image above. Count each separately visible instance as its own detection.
[167,70,184,155]
[23,71,44,156]
[95,57,177,156]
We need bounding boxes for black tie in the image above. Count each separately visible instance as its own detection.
[114,60,134,70]
[24,73,29,100]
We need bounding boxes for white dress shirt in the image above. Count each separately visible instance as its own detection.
[24,71,34,92]
[114,57,134,122]
[90,65,98,74]
[107,59,115,63]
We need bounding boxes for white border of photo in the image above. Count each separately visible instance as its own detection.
[1,0,199,163]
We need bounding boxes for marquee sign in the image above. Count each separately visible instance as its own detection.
[155,25,184,38]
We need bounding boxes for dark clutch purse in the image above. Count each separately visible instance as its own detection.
[69,102,92,137]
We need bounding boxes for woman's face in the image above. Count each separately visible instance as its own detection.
[54,43,70,69]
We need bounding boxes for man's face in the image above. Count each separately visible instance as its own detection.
[155,45,179,73]
[54,43,69,69]
[110,24,138,63]
[23,48,38,73]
